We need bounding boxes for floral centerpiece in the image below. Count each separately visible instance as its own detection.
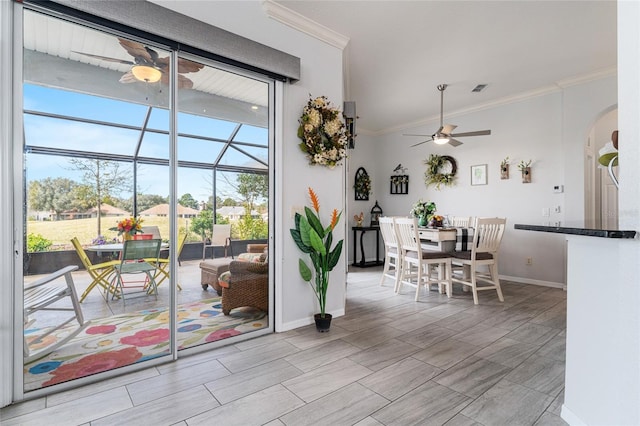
[109,216,144,240]
[410,199,437,227]
[297,95,349,168]
[290,187,343,332]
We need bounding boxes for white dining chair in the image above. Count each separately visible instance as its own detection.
[394,217,452,301]
[378,216,402,290]
[451,217,506,304]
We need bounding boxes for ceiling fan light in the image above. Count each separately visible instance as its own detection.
[131,65,162,83]
[433,135,450,145]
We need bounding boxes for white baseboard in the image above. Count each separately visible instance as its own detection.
[499,274,566,290]
[561,404,587,426]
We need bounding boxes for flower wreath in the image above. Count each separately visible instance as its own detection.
[424,154,457,189]
[297,95,349,169]
[354,173,371,196]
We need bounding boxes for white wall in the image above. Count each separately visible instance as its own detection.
[348,77,616,287]
[142,1,348,330]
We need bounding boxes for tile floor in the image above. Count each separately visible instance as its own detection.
[4,266,568,426]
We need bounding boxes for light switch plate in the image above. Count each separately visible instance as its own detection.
[553,185,564,193]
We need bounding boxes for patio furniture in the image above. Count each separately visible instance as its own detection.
[24,265,89,363]
[200,243,267,294]
[218,259,268,315]
[202,224,233,260]
[152,232,187,289]
[71,237,120,302]
[109,239,163,305]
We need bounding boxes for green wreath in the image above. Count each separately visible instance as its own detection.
[424,154,457,189]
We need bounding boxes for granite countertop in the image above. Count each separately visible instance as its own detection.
[514,224,636,239]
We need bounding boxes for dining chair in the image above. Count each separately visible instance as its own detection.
[451,217,506,304]
[71,237,120,302]
[378,216,402,290]
[202,223,233,260]
[448,216,473,228]
[153,232,187,289]
[394,217,453,301]
[24,265,90,363]
[110,239,163,305]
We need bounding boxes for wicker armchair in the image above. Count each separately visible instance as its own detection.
[221,260,268,315]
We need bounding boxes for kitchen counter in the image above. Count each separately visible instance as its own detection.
[514,224,636,239]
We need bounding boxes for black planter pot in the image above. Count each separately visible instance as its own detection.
[314,313,332,332]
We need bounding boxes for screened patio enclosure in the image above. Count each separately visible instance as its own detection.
[20,5,273,395]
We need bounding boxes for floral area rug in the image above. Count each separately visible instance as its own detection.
[24,298,268,391]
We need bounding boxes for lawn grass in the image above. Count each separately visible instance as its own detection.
[27,216,195,250]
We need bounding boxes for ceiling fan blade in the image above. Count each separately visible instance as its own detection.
[403,133,430,137]
[72,51,134,65]
[451,130,491,137]
[442,124,457,134]
[448,138,463,147]
[118,38,154,64]
[411,138,433,147]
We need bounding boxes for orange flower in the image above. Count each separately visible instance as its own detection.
[330,209,339,230]
[308,187,320,212]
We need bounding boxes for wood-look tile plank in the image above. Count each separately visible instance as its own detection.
[372,380,472,426]
[396,324,457,349]
[283,324,352,350]
[443,413,484,426]
[280,382,389,426]
[434,356,512,398]
[547,389,564,416]
[186,384,304,426]
[332,311,395,332]
[282,358,372,402]
[218,340,300,373]
[474,337,540,368]
[340,324,399,349]
[2,388,132,426]
[92,386,218,426]
[358,357,442,400]
[535,333,566,361]
[205,358,303,404]
[158,344,240,374]
[452,324,511,347]
[353,416,385,426]
[385,312,441,332]
[461,379,553,426]
[505,322,560,346]
[126,358,230,405]
[412,338,480,370]
[534,412,569,425]
[505,354,565,396]
[0,397,46,421]
[347,338,421,371]
[284,339,360,372]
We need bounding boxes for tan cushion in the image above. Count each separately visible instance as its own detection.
[218,271,231,289]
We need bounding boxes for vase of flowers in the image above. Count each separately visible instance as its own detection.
[110,216,144,241]
[297,95,349,169]
[290,188,343,332]
[410,200,436,227]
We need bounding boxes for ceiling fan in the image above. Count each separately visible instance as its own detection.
[404,84,491,147]
[74,38,204,89]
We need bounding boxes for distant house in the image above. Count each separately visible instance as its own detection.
[60,203,129,220]
[139,203,199,218]
[217,206,260,221]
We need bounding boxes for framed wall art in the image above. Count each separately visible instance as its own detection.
[471,164,488,186]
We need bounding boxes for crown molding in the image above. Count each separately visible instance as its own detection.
[262,0,350,50]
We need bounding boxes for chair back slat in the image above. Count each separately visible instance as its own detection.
[449,216,473,228]
[394,217,421,253]
[121,239,162,262]
[71,237,92,269]
[379,216,399,249]
[473,218,506,254]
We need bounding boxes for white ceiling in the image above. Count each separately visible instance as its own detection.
[273,0,617,135]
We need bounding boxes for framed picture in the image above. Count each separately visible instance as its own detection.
[471,164,488,186]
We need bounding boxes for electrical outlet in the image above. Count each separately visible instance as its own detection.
[526,257,533,265]
[554,205,561,213]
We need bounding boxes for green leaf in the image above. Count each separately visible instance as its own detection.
[298,258,312,282]
[299,216,313,247]
[290,228,313,253]
[309,228,326,256]
[327,239,343,270]
[305,206,325,239]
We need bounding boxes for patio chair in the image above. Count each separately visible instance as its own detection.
[24,265,89,363]
[110,239,162,305]
[152,232,187,289]
[202,224,233,260]
[71,237,120,302]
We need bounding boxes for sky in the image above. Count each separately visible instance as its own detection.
[23,84,268,204]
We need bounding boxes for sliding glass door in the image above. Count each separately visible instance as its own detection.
[20,5,272,395]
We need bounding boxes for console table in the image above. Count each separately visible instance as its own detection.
[352,226,383,267]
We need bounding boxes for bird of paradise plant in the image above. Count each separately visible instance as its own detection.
[290,187,343,318]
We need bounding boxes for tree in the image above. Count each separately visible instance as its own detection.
[67,159,131,234]
[235,173,268,211]
[190,210,228,240]
[179,193,199,210]
[28,177,79,220]
[120,193,167,213]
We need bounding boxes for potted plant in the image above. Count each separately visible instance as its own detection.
[109,216,144,241]
[410,199,437,227]
[518,160,532,183]
[500,156,510,179]
[290,187,343,332]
